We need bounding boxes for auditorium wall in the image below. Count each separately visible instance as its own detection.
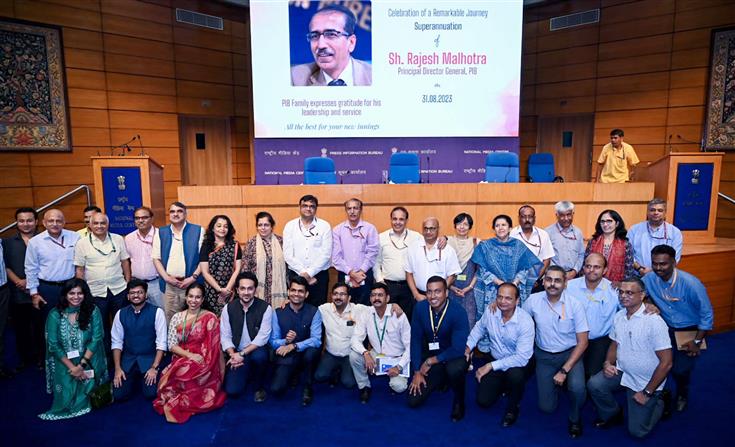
[0,0,251,232]
[1,0,735,238]
[521,0,735,236]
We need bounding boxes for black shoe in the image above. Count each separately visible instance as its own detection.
[661,390,673,420]
[594,409,624,429]
[676,395,688,412]
[302,387,313,406]
[0,369,14,380]
[254,389,267,403]
[568,420,583,438]
[451,401,465,422]
[502,409,519,427]
[329,375,339,388]
[359,387,371,404]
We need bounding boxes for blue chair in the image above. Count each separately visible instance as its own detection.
[484,152,520,183]
[528,152,555,183]
[388,153,420,184]
[303,157,337,184]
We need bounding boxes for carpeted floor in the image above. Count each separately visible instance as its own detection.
[2,330,733,447]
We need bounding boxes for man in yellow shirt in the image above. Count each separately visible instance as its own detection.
[596,129,639,183]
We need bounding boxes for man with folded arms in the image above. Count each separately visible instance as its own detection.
[525,266,589,438]
[221,272,272,402]
[350,282,411,403]
[641,244,713,413]
[111,279,167,401]
[466,282,534,427]
[588,277,672,438]
[270,276,322,406]
[408,276,469,421]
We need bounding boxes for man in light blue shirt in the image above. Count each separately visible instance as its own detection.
[270,276,323,406]
[588,277,672,438]
[545,201,585,280]
[466,282,534,427]
[26,209,80,313]
[628,199,683,275]
[525,266,589,438]
[566,253,618,380]
[642,244,712,413]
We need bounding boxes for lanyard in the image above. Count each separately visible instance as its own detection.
[423,245,442,262]
[556,223,577,240]
[663,269,679,301]
[647,222,668,240]
[518,229,541,255]
[372,313,388,353]
[180,308,201,344]
[136,228,155,246]
[89,233,116,256]
[545,297,566,320]
[298,218,318,238]
[389,231,408,250]
[49,235,65,249]
[429,301,449,341]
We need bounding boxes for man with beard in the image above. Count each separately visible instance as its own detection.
[221,272,273,402]
[628,199,683,276]
[111,279,167,401]
[511,205,555,293]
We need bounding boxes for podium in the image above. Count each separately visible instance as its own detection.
[91,156,165,235]
[637,152,724,243]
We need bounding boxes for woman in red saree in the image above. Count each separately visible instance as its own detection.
[154,283,226,423]
[584,209,635,288]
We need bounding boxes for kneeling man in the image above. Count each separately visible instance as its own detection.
[408,276,469,421]
[111,279,167,401]
[588,277,672,438]
[221,272,273,402]
[350,282,411,402]
[466,282,534,427]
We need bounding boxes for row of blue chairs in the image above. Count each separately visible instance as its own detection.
[303,152,557,184]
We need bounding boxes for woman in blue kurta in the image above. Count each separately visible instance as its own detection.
[472,214,542,317]
[39,279,108,420]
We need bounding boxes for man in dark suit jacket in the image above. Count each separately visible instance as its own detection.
[291,4,372,86]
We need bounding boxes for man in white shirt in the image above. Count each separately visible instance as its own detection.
[221,272,273,402]
[373,206,423,321]
[350,282,411,403]
[588,277,672,438]
[315,282,367,390]
[283,194,333,307]
[511,205,555,293]
[124,206,162,308]
[405,217,461,307]
[74,212,131,353]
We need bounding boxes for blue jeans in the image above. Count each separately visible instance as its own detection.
[223,346,269,396]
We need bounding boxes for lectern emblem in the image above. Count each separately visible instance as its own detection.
[691,169,700,185]
[117,175,127,190]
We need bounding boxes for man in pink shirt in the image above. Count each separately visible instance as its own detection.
[124,206,163,308]
[332,198,379,305]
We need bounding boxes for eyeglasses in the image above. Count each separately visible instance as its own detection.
[617,290,642,297]
[306,30,351,42]
[600,219,615,224]
[423,227,438,231]
[134,215,151,220]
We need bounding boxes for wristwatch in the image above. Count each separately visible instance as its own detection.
[694,339,703,346]
[642,389,654,398]
[558,367,569,375]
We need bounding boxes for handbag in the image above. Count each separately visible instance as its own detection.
[88,380,114,410]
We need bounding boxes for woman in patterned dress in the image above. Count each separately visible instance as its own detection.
[200,215,242,316]
[38,278,108,420]
[242,211,288,308]
[584,209,635,288]
[154,283,226,423]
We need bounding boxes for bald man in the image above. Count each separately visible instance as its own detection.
[25,209,80,363]
[74,212,131,353]
[405,217,461,303]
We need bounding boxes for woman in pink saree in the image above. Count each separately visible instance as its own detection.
[154,283,226,423]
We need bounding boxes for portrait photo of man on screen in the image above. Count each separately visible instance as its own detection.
[290,4,372,87]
